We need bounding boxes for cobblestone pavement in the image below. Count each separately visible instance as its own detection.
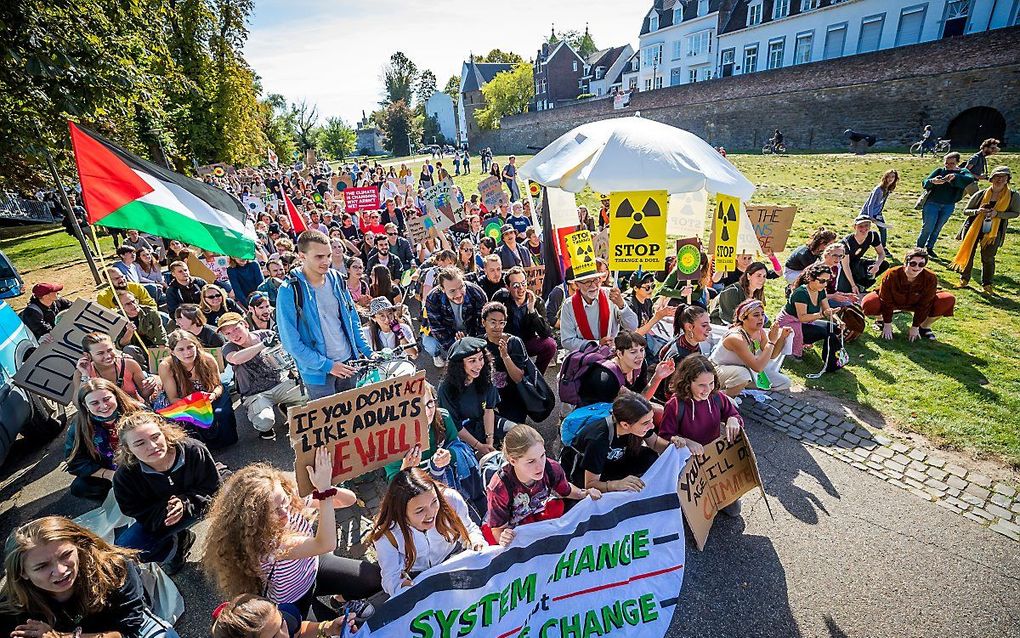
[743,391,1020,542]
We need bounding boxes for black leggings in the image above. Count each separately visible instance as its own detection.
[293,553,382,618]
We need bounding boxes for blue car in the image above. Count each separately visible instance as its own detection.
[0,249,24,298]
[0,299,62,466]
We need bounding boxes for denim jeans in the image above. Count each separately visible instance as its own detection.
[917,201,956,251]
[305,374,357,400]
[421,334,447,360]
[115,515,195,563]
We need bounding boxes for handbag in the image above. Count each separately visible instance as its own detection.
[517,355,556,422]
[913,189,930,210]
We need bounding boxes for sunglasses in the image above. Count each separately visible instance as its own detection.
[205,293,223,299]
[509,281,527,289]
[816,278,831,284]
[907,260,927,268]
[387,231,398,236]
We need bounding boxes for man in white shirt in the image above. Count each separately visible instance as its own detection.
[559,270,638,351]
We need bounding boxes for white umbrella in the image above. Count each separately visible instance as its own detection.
[519,116,755,201]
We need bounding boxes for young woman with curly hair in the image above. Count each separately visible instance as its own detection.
[369,468,485,596]
[0,516,178,636]
[437,337,510,455]
[201,451,381,621]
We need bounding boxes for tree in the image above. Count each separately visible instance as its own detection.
[416,70,437,111]
[422,113,444,146]
[381,52,418,106]
[290,99,319,152]
[319,117,356,160]
[547,27,598,58]
[475,64,534,131]
[478,49,525,64]
[380,100,420,156]
[260,93,297,163]
[443,74,461,100]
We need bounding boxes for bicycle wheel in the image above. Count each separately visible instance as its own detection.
[909,142,922,156]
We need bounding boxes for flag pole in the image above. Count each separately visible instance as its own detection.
[40,133,101,285]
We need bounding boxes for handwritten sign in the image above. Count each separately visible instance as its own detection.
[13,300,129,404]
[523,265,545,294]
[148,346,224,373]
[405,209,429,249]
[343,186,381,212]
[746,205,797,253]
[185,253,217,283]
[678,430,768,550]
[422,179,464,231]
[287,372,427,496]
[477,175,509,210]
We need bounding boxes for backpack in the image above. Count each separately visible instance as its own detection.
[807,321,849,379]
[834,304,866,342]
[560,402,613,447]
[557,342,614,406]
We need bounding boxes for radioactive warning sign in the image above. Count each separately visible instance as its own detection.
[608,191,668,270]
[564,230,597,278]
[713,194,741,272]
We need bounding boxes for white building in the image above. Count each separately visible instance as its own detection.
[716,0,1018,78]
[584,45,636,97]
[425,91,457,144]
[637,0,731,88]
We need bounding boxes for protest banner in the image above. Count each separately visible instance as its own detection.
[422,180,464,231]
[343,186,381,212]
[666,190,708,239]
[674,238,705,283]
[593,226,609,262]
[678,430,769,550]
[288,372,426,496]
[712,194,741,272]
[241,195,265,216]
[746,204,797,253]
[477,175,509,210]
[196,162,236,178]
[405,209,429,249]
[608,191,668,270]
[358,446,688,638]
[13,300,129,404]
[564,230,596,278]
[523,265,545,294]
[147,346,224,373]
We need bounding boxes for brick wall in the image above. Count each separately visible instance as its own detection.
[475,26,1020,152]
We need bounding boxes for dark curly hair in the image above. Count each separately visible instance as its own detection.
[441,342,493,400]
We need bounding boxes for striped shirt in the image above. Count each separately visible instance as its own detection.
[260,510,318,604]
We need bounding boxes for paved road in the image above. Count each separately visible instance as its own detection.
[2,374,1018,637]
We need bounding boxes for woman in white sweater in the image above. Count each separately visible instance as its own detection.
[369,467,487,595]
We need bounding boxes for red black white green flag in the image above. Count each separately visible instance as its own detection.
[68,121,257,258]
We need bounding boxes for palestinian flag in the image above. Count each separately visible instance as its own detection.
[283,191,307,233]
[69,122,257,258]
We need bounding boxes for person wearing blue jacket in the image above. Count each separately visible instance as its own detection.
[226,258,265,308]
[276,230,372,400]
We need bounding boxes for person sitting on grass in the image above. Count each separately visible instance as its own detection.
[711,299,793,395]
[784,228,838,285]
[837,216,888,295]
[370,468,486,596]
[862,248,956,342]
[712,261,770,326]
[485,424,600,547]
[660,355,745,516]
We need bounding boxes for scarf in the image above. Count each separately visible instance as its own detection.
[572,289,610,341]
[950,187,1010,271]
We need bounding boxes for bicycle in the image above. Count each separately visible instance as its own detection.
[346,343,420,387]
[762,141,787,155]
[910,138,951,156]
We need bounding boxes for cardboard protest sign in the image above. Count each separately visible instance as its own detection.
[593,226,609,262]
[288,372,426,496]
[147,346,224,373]
[608,191,668,270]
[523,265,545,294]
[357,446,689,638]
[564,230,596,278]
[712,194,741,272]
[422,179,464,231]
[404,210,429,249]
[678,430,768,550]
[477,175,509,210]
[343,186,381,212]
[674,238,705,282]
[13,300,129,404]
[185,253,217,283]
[197,162,236,177]
[747,204,797,253]
[242,195,265,216]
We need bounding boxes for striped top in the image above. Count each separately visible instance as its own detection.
[259,510,318,604]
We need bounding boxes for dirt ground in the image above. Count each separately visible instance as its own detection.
[8,258,103,312]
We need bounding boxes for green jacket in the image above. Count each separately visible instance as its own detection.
[922,167,977,205]
[134,305,167,346]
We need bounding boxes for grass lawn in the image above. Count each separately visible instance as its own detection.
[0,224,114,272]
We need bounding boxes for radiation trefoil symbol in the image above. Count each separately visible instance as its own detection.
[616,197,663,240]
[574,241,594,265]
[717,201,737,242]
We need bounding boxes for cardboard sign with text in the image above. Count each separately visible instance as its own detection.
[678,429,768,550]
[477,175,509,210]
[404,209,429,249]
[712,194,741,272]
[422,179,464,231]
[746,205,797,253]
[523,265,545,294]
[288,372,427,496]
[343,186,381,212]
[13,300,129,404]
[148,346,224,373]
[185,253,217,283]
[608,191,668,270]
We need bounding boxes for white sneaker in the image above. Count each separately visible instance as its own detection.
[433,355,446,368]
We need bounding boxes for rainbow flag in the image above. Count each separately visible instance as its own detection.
[157,392,214,429]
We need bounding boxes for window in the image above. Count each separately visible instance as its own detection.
[823,23,847,58]
[584,64,591,75]
[895,5,927,46]
[689,69,699,83]
[642,45,663,68]
[774,0,790,19]
[649,10,659,31]
[748,2,763,25]
[644,78,653,91]
[673,41,683,59]
[578,79,584,88]
[698,0,709,16]
[941,0,970,37]
[721,48,736,76]
[673,6,683,24]
[794,32,813,64]
[802,0,820,10]
[671,67,684,85]
[767,38,785,69]
[572,60,578,72]
[743,45,759,73]
[595,67,604,79]
[858,14,885,53]
[687,30,713,56]
[654,76,663,89]
[629,77,638,89]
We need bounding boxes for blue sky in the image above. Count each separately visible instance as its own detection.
[244,0,649,124]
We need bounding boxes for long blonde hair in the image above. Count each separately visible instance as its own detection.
[202,464,307,599]
[199,283,229,314]
[115,411,188,468]
[70,378,144,464]
[1,517,138,623]
[165,329,220,394]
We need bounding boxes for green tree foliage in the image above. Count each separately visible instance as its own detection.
[0,0,270,190]
[319,117,356,160]
[260,93,297,165]
[444,74,461,100]
[478,49,526,64]
[416,70,437,111]
[475,64,534,131]
[422,113,445,146]
[547,28,599,58]
[381,100,420,156]
[382,52,418,106]
[290,99,319,152]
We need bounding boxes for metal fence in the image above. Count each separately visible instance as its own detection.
[0,192,62,224]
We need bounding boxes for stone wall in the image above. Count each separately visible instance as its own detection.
[475,26,1020,153]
